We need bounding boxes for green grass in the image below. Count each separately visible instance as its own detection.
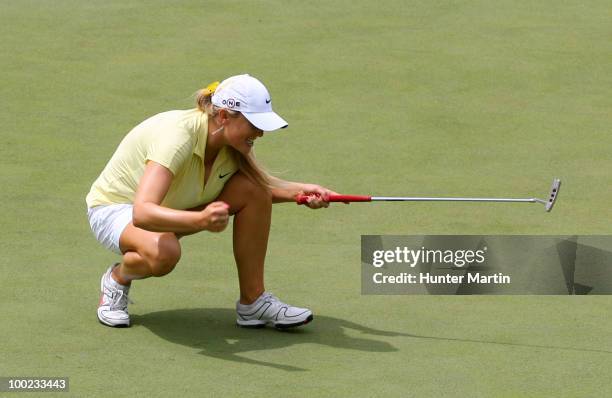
[1,1,611,396]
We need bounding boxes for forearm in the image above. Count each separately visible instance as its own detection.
[269,176,302,203]
[133,202,205,233]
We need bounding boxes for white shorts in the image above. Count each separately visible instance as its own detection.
[87,204,133,255]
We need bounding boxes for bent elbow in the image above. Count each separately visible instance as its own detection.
[132,204,147,229]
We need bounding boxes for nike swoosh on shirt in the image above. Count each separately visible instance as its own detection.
[265,99,271,104]
[219,172,232,179]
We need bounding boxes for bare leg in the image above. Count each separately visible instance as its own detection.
[111,171,270,304]
[217,173,272,304]
[114,225,182,285]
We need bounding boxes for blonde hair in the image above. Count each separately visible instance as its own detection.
[195,86,273,191]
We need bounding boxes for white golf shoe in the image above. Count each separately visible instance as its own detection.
[236,292,313,329]
[97,264,132,327]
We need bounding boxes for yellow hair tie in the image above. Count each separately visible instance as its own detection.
[203,81,220,95]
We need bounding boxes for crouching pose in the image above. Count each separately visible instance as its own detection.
[86,74,334,329]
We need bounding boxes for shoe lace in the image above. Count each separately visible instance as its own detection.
[262,292,286,307]
[105,285,134,311]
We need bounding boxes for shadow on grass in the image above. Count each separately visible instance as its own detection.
[133,308,406,371]
[134,308,612,371]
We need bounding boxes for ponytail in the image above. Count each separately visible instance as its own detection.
[195,81,219,113]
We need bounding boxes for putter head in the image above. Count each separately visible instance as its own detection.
[545,178,561,212]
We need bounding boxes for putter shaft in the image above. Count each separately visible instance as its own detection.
[371,197,540,203]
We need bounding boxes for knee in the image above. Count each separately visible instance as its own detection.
[147,234,181,277]
[234,173,272,205]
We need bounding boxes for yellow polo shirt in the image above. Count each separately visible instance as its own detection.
[86,108,238,210]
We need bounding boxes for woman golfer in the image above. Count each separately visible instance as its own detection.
[86,74,333,328]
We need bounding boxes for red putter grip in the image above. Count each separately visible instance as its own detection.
[296,194,371,204]
[328,194,371,202]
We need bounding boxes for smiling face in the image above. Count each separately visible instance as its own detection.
[222,112,264,155]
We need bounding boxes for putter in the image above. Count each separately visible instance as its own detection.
[297,178,561,212]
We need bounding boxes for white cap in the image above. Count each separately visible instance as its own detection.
[211,74,288,131]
